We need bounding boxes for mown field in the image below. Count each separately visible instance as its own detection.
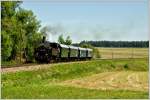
[1,58,149,99]
[98,48,148,59]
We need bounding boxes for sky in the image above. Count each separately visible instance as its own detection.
[21,0,149,43]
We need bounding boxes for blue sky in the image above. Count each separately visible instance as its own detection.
[21,0,148,43]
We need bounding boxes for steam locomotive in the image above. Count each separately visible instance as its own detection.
[34,37,93,63]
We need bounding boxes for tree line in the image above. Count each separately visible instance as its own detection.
[73,41,149,48]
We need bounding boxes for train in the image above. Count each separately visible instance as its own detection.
[34,37,93,63]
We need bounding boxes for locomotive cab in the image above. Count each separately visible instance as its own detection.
[34,42,60,63]
[34,42,51,63]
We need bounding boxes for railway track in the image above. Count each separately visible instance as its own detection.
[1,58,147,73]
[2,63,51,73]
[1,60,91,73]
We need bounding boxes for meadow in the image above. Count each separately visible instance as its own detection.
[98,48,148,59]
[1,58,148,99]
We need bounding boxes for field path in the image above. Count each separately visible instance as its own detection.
[59,71,148,91]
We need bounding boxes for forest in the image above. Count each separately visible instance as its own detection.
[76,40,149,48]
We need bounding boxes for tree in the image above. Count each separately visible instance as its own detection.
[1,31,13,61]
[79,43,93,48]
[58,34,72,45]
[65,36,72,45]
[1,1,22,19]
[25,32,43,62]
[58,34,65,44]
[1,1,43,63]
[1,1,22,61]
[16,8,42,62]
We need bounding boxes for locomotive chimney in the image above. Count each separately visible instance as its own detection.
[42,36,46,43]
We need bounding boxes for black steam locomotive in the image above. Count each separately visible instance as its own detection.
[34,37,93,63]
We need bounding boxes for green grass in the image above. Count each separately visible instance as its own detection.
[2,85,148,99]
[1,60,19,67]
[1,58,149,99]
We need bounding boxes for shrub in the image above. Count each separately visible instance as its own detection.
[124,64,129,69]
[93,48,101,58]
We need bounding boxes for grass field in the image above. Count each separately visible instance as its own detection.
[98,48,148,59]
[1,58,148,99]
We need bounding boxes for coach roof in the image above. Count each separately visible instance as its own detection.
[69,45,79,49]
[86,48,93,51]
[79,47,87,51]
[59,44,69,48]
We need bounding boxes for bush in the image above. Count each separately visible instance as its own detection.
[124,64,129,69]
[93,48,101,58]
